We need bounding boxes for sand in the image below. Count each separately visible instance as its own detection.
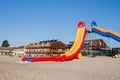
[0,56,120,80]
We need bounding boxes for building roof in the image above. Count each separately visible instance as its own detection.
[49,41,66,49]
[85,39,109,49]
[25,41,66,49]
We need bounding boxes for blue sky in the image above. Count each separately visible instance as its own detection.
[0,0,120,47]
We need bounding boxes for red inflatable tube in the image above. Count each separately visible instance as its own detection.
[78,21,85,28]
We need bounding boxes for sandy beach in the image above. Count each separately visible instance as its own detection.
[0,56,120,80]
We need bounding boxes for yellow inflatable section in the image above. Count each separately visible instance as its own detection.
[64,27,86,57]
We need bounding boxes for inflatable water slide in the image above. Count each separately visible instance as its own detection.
[22,21,87,62]
[91,21,120,42]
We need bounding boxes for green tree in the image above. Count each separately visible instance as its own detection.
[2,40,10,47]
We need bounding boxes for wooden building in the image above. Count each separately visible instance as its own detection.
[24,40,66,57]
[84,39,109,50]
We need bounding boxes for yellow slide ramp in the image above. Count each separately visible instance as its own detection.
[65,27,86,56]
[60,21,87,61]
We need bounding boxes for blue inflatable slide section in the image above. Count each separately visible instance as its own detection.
[91,21,120,42]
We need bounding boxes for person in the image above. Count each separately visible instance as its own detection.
[112,49,119,58]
